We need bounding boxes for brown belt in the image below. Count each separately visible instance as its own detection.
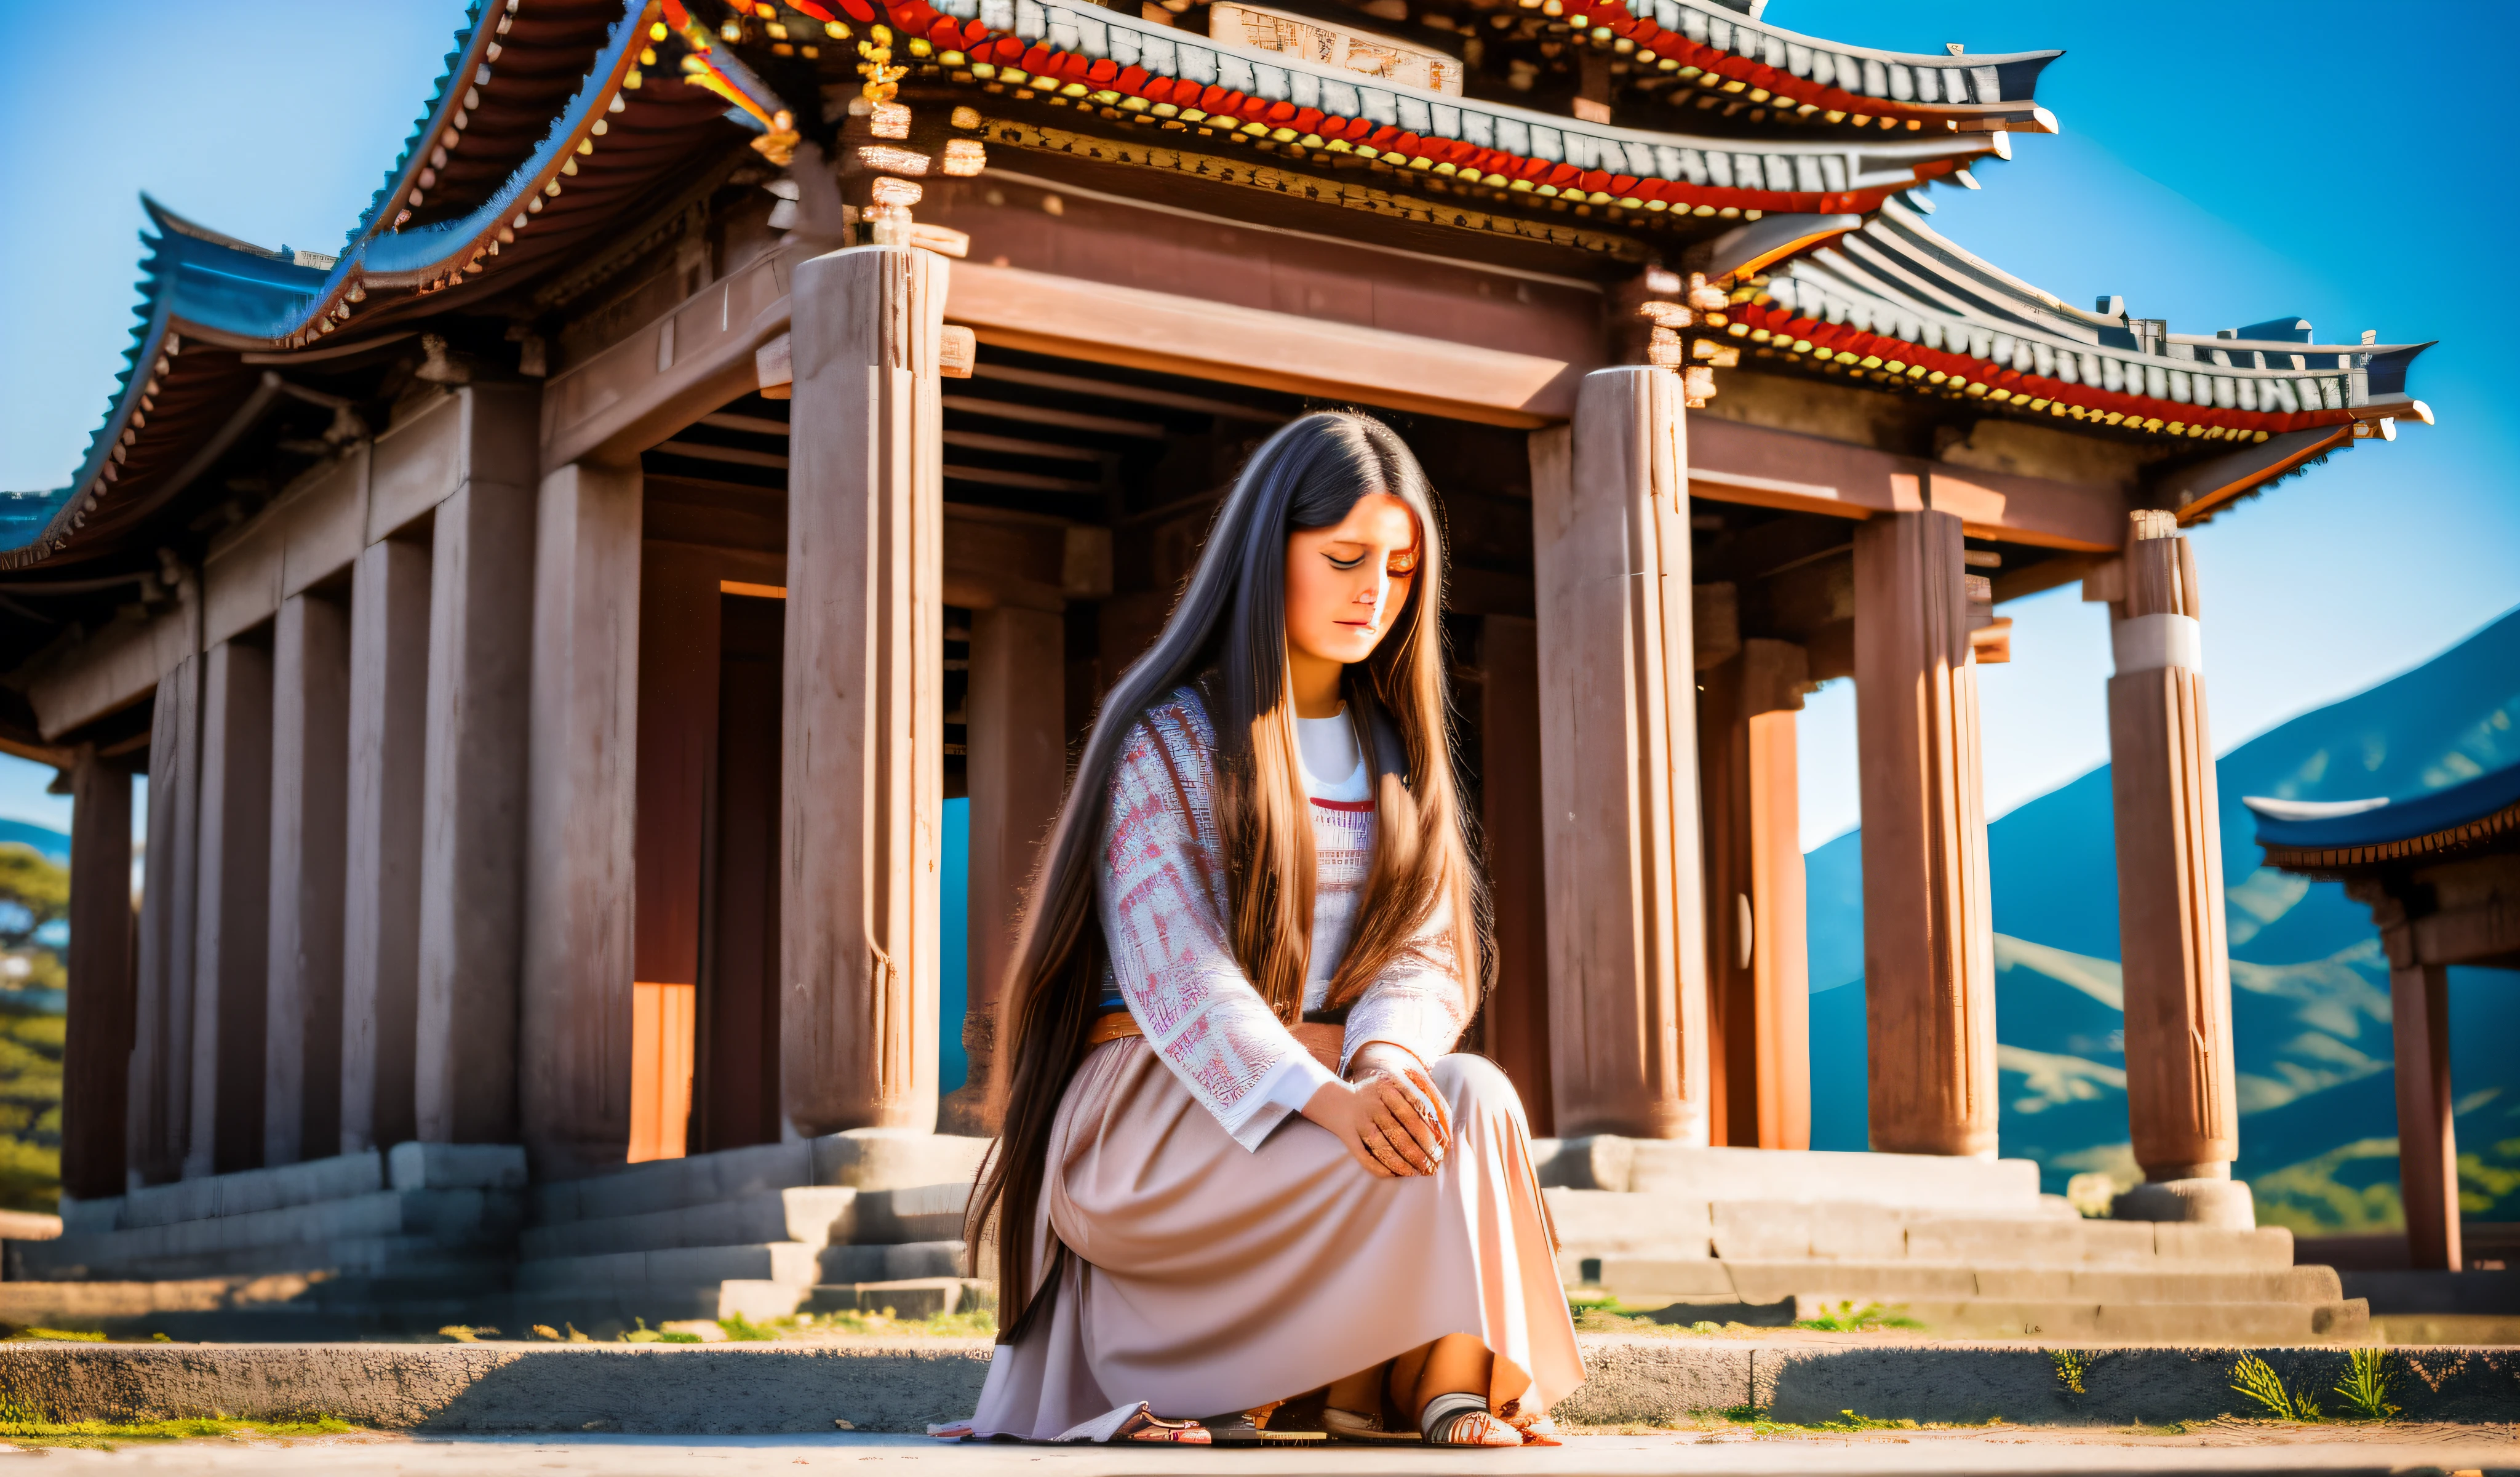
[1088,1011,1142,1046]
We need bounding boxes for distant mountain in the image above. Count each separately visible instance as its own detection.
[1806,604,2520,1233]
[0,820,68,865]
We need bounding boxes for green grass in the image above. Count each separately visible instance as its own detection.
[775,1307,998,1338]
[1674,1404,2000,1436]
[1793,1300,1923,1332]
[0,1393,359,1449]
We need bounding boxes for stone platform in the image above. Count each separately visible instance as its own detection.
[14,1132,994,1338]
[512,1129,994,1329]
[0,1135,2403,1343]
[1533,1139,2362,1343]
[26,1143,528,1337]
[0,1337,2513,1433]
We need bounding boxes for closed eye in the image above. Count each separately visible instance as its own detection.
[1325,551,1367,570]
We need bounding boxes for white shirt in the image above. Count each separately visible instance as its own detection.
[1256,706,1373,1116]
[1296,708,1370,801]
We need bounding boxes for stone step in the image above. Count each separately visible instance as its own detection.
[23,1190,524,1278]
[516,1179,970,1263]
[805,1277,991,1319]
[518,1188,859,1262]
[1545,1190,2296,1269]
[60,1143,525,1235]
[1595,1257,2343,1304]
[1535,1137,2045,1209]
[510,1278,816,1329]
[530,1131,989,1228]
[516,1241,824,1295]
[819,1239,967,1284]
[853,1182,973,1244]
[1609,1292,2370,1342]
[1835,1296,2373,1343]
[18,1234,513,1284]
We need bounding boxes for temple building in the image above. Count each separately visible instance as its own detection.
[0,0,2434,1335]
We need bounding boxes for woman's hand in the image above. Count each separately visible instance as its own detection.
[1302,1051,1449,1177]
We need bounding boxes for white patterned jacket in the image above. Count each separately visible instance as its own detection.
[1097,686,1469,1150]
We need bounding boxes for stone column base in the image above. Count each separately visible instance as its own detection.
[2113,1177,2256,1229]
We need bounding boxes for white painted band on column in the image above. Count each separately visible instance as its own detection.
[2113,613,2202,674]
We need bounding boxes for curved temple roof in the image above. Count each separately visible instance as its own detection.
[1705,196,2430,487]
[3,0,2057,573]
[2247,762,2520,873]
[2,0,715,569]
[923,0,2019,216]
[1577,0,2059,134]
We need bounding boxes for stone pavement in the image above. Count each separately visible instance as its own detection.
[8,1427,2517,1475]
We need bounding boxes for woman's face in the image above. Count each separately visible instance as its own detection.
[1284,491,1421,671]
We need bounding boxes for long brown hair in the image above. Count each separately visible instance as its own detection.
[967,410,1486,1339]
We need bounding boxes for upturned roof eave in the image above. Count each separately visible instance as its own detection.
[4,3,665,569]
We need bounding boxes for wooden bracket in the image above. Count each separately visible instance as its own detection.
[755,332,794,400]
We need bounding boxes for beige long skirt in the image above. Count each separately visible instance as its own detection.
[967,1041,1582,1439]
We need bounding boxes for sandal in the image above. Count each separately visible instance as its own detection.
[1113,1411,1210,1444]
[1420,1393,1521,1448]
[1199,1411,1326,1446]
[1323,1406,1419,1443]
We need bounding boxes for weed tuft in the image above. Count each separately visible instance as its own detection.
[2049,1348,2091,1396]
[2229,1352,2321,1422]
[2331,1347,2399,1422]
[717,1313,778,1342]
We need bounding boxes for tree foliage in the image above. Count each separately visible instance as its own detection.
[0,843,68,1211]
[0,844,67,952]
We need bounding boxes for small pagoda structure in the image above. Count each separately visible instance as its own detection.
[2249,766,2519,1275]
[0,0,2431,1334]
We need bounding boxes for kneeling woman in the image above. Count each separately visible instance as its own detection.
[960,412,1581,1446]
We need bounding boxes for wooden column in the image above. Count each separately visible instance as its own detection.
[2389,959,2461,1271]
[2107,510,2239,1187]
[127,653,202,1186]
[520,461,644,1179]
[1529,366,1709,1143]
[944,601,1066,1136]
[1852,510,1996,1158]
[783,244,947,1137]
[60,747,134,1201]
[1479,614,1552,1135]
[1700,638,1811,1150]
[413,478,538,1145]
[186,637,274,1177]
[340,538,431,1154]
[263,593,350,1166]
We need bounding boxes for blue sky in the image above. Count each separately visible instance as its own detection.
[2,1,2516,845]
[1779,0,2520,844]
